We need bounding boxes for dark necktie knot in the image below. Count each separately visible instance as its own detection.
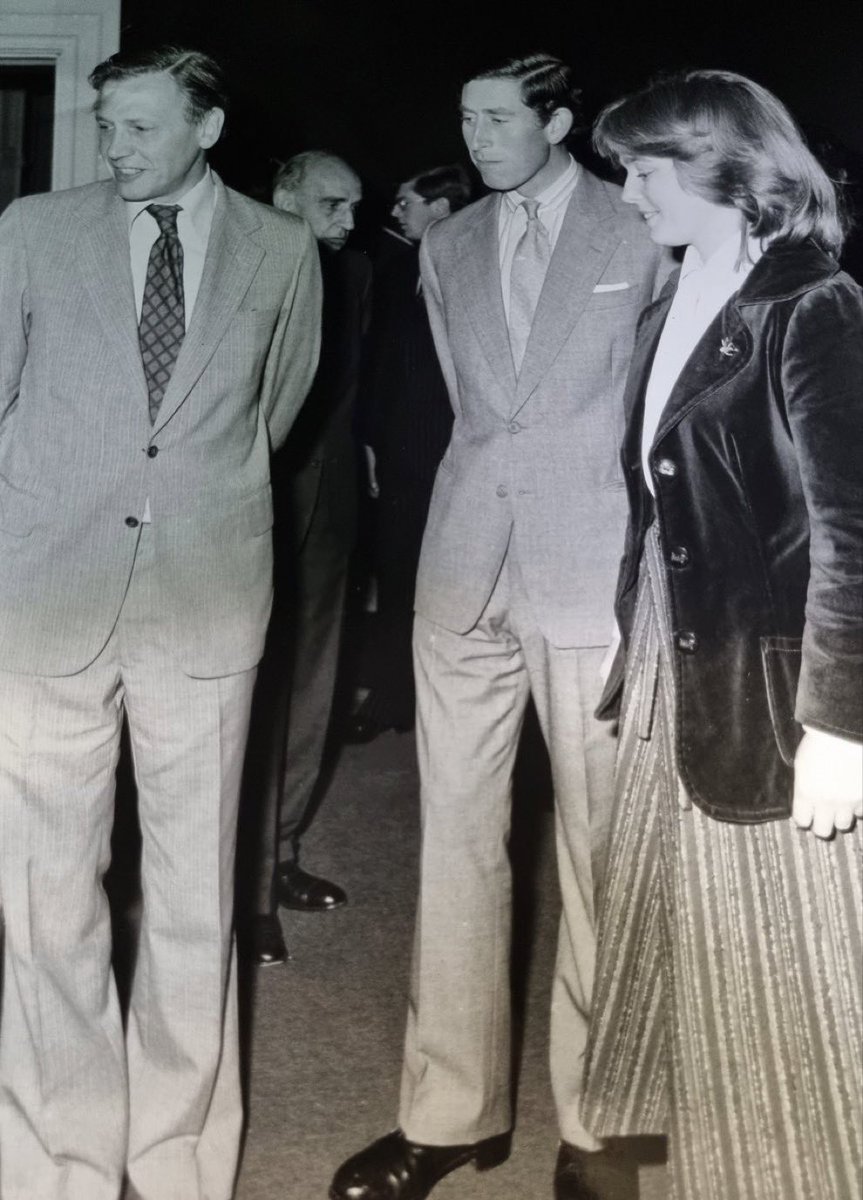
[146,203,181,236]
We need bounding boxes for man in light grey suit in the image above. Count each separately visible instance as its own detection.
[0,46,321,1200]
[331,53,671,1200]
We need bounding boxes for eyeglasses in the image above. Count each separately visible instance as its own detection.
[394,195,429,210]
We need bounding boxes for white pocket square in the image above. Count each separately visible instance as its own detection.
[593,281,631,292]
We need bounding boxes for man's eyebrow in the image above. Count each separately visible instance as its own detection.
[460,105,516,116]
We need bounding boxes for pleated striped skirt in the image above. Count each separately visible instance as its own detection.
[581,525,863,1200]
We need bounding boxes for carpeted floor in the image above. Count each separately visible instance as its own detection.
[229,721,668,1200]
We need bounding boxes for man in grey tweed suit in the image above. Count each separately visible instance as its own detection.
[331,53,671,1200]
[0,47,320,1200]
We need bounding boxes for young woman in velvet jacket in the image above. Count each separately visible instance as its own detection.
[580,70,862,1200]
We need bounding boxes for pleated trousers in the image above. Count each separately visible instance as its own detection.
[0,525,256,1200]
[399,543,616,1149]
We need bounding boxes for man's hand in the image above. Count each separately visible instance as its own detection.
[792,726,863,838]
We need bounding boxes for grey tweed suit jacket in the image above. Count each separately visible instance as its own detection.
[0,175,321,678]
[416,167,671,648]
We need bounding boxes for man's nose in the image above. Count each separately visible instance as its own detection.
[340,209,356,231]
[469,119,491,152]
[104,129,131,160]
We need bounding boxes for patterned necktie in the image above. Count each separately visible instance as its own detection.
[139,203,185,424]
[508,198,551,373]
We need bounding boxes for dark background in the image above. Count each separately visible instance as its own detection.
[117,0,863,263]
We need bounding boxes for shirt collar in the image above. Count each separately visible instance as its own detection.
[503,154,579,215]
[125,166,216,243]
[679,230,764,286]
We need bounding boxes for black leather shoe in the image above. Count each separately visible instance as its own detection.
[343,710,413,745]
[275,860,347,911]
[249,913,289,966]
[554,1140,640,1200]
[329,1128,510,1200]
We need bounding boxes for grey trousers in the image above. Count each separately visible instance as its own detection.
[248,494,351,912]
[0,527,255,1200]
[399,545,616,1149]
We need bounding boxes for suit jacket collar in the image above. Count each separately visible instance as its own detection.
[75,174,265,433]
[452,169,628,415]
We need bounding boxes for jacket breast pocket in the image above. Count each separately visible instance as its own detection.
[760,636,804,766]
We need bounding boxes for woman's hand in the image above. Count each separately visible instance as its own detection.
[792,726,863,838]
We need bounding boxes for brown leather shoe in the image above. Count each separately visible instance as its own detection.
[329,1128,510,1199]
[553,1140,640,1200]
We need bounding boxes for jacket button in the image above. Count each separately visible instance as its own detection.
[496,484,508,498]
[125,516,140,528]
[147,445,159,458]
[655,457,677,478]
[676,631,698,653]
[507,421,521,433]
[669,545,690,567]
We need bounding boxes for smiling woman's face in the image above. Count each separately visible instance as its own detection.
[621,155,741,258]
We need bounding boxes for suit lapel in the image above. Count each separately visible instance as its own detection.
[76,186,149,403]
[457,196,517,403]
[154,178,265,433]
[620,295,672,470]
[513,170,620,412]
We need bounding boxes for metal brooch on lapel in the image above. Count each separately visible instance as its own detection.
[719,336,739,358]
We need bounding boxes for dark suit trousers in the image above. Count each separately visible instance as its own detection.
[242,461,352,913]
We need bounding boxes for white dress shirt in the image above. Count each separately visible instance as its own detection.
[126,166,217,328]
[498,155,579,322]
[642,232,762,492]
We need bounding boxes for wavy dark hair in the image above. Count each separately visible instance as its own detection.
[466,52,584,133]
[593,69,846,255]
[411,163,473,212]
[90,45,229,127]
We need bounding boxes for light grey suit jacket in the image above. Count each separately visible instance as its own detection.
[0,175,321,677]
[416,167,671,647]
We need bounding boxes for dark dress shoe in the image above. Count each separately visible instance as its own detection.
[343,712,391,745]
[275,860,347,911]
[248,913,289,966]
[554,1140,640,1200]
[329,1128,510,1200]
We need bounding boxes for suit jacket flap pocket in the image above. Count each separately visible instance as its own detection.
[239,486,274,536]
[760,636,804,767]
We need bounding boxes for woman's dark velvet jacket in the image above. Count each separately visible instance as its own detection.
[602,239,863,823]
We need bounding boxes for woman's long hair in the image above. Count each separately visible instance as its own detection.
[593,70,846,255]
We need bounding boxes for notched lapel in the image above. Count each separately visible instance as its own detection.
[76,189,148,401]
[513,173,619,411]
[154,187,265,432]
[457,198,517,403]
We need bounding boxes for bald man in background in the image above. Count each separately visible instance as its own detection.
[240,152,371,966]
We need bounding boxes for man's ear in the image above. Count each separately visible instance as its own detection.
[273,186,299,215]
[197,106,225,150]
[544,106,574,146]
[429,197,450,220]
